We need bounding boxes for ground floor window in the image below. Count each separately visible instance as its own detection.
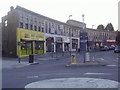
[20,40,33,55]
[72,39,78,50]
[20,40,44,56]
[56,43,63,52]
[64,43,69,51]
[35,41,44,54]
[46,37,54,52]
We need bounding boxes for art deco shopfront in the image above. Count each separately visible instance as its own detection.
[45,33,79,53]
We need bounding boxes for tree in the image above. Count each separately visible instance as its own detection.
[105,23,114,31]
[97,24,105,30]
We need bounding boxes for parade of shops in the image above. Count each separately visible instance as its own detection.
[2,6,116,57]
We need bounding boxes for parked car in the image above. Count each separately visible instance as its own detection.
[114,46,120,53]
[107,45,115,50]
[100,46,109,51]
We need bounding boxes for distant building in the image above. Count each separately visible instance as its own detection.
[87,28,116,50]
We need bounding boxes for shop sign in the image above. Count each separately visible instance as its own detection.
[25,33,30,38]
[17,28,44,41]
[63,37,70,43]
[31,34,35,39]
[36,34,44,40]
[56,37,62,42]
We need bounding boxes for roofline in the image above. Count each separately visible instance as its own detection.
[87,28,116,32]
[15,5,72,26]
[66,19,86,25]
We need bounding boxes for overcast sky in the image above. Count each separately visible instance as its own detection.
[0,0,119,30]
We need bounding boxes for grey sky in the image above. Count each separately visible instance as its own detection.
[0,0,119,30]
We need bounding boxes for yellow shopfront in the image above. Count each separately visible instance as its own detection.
[16,28,45,57]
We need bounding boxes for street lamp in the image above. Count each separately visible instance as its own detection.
[68,15,72,56]
[69,15,72,20]
[81,14,89,63]
[82,14,84,23]
[92,25,95,29]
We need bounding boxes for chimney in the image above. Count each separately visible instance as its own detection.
[10,6,14,11]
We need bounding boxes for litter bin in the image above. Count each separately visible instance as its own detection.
[29,54,34,63]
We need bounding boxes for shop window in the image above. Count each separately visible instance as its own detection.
[20,22,23,28]
[72,39,78,49]
[25,23,28,29]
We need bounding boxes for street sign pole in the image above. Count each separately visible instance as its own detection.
[18,47,20,63]
[17,42,21,63]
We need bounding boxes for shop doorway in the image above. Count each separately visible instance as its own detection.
[46,37,54,52]
[56,43,63,52]
[35,41,44,54]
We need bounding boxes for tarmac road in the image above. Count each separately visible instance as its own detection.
[2,50,119,88]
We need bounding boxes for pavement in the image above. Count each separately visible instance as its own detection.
[2,51,116,69]
[2,52,71,69]
[2,50,119,88]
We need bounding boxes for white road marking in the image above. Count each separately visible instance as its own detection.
[27,76,39,78]
[107,65,117,67]
[84,72,111,75]
[97,58,104,60]
[27,73,83,79]
[25,78,118,88]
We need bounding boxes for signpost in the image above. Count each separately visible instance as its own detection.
[17,42,21,63]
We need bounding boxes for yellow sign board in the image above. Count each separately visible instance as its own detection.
[17,28,44,41]
[16,28,45,57]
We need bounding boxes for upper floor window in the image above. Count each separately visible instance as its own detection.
[25,23,28,29]
[42,27,44,32]
[30,25,33,30]
[34,25,37,31]
[20,22,23,28]
[5,20,8,27]
[45,21,48,33]
[38,26,41,32]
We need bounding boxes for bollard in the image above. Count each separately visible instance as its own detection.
[85,52,90,61]
[29,54,34,63]
[71,54,76,64]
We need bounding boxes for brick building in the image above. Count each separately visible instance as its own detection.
[2,6,117,57]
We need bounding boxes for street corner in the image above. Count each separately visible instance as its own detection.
[24,77,119,88]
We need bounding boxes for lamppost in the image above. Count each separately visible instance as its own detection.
[68,15,72,56]
[81,14,89,63]
[69,15,72,20]
[92,25,95,29]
